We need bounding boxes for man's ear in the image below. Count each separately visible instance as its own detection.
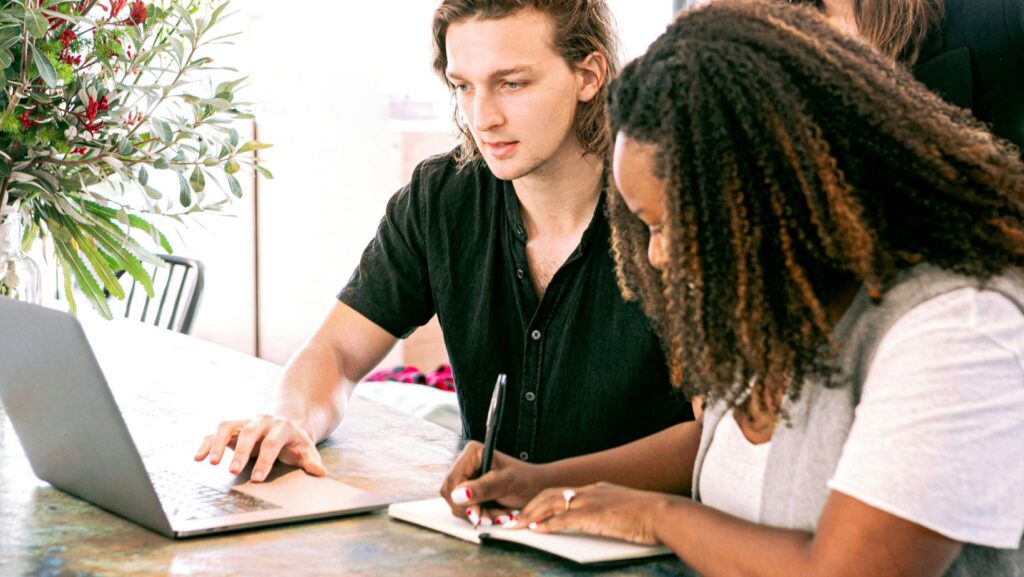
[576,51,608,103]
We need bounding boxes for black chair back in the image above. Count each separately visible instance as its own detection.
[119,255,204,334]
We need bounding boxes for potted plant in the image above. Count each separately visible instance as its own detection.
[0,0,270,317]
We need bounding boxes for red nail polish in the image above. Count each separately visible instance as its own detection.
[466,488,473,499]
[466,508,473,516]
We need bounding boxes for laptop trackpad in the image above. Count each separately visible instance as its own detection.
[190,459,385,512]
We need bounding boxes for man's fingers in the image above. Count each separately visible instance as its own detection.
[208,420,246,464]
[229,419,271,474]
[194,436,213,461]
[249,424,289,482]
[297,446,327,477]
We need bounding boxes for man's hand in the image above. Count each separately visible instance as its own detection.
[194,415,327,482]
[440,441,548,526]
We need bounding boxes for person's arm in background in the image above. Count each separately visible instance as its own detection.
[194,301,397,481]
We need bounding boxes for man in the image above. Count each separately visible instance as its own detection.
[195,0,693,483]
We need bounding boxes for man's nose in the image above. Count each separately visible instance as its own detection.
[473,90,504,133]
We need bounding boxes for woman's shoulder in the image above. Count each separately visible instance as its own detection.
[876,284,1024,360]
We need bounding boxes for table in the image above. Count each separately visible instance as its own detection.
[0,319,695,576]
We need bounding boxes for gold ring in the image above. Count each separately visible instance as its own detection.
[562,489,576,513]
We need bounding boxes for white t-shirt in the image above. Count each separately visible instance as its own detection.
[699,408,771,521]
[700,287,1024,549]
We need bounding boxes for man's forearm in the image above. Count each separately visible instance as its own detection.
[270,339,357,443]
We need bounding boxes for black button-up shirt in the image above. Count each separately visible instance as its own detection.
[339,152,692,463]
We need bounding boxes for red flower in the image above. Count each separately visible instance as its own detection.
[19,110,40,130]
[60,52,82,66]
[82,121,104,135]
[59,29,77,48]
[128,1,147,25]
[59,29,81,65]
[105,0,128,17]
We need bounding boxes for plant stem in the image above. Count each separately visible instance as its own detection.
[0,173,10,210]
[122,16,199,142]
[2,0,35,119]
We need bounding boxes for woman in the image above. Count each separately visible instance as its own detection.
[440,1,1024,575]
[793,0,1024,150]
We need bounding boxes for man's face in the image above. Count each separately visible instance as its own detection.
[445,9,587,181]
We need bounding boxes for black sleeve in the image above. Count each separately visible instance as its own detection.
[337,164,435,339]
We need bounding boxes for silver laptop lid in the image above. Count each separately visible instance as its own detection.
[0,297,173,535]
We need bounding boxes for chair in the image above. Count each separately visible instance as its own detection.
[118,254,205,334]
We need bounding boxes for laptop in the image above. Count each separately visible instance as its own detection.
[0,296,392,538]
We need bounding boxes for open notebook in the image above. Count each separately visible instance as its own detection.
[388,497,672,566]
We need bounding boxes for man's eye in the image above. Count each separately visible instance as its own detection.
[504,81,524,90]
[453,83,470,93]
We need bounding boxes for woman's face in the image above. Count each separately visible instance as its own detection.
[612,133,669,271]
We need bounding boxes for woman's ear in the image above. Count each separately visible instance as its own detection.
[576,51,608,103]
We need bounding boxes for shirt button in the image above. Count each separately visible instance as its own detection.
[519,452,529,461]
[531,330,541,341]
[516,225,524,235]
[516,269,524,279]
[525,392,536,401]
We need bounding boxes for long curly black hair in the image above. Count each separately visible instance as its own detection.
[606,0,1024,408]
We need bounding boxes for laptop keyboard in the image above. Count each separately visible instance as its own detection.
[150,470,281,520]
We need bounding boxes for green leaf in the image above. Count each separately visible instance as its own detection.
[229,127,239,148]
[0,48,12,69]
[0,155,9,179]
[25,8,47,38]
[152,118,173,144]
[80,216,159,297]
[237,140,272,154]
[189,166,205,193]
[0,30,19,51]
[142,185,162,200]
[225,172,242,198]
[154,156,170,170]
[172,3,195,31]
[209,2,229,27]
[178,172,192,206]
[200,97,231,109]
[29,44,58,88]
[138,165,149,186]
[215,77,245,97]
[118,139,132,156]
[224,158,239,174]
[83,201,173,255]
[54,250,78,316]
[74,233,126,300]
[254,165,273,180]
[53,235,113,320]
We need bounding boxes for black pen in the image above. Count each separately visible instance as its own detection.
[479,373,507,476]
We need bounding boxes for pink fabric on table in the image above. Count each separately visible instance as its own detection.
[364,365,455,392]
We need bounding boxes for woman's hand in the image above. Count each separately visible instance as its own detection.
[440,441,550,526]
[516,482,667,546]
